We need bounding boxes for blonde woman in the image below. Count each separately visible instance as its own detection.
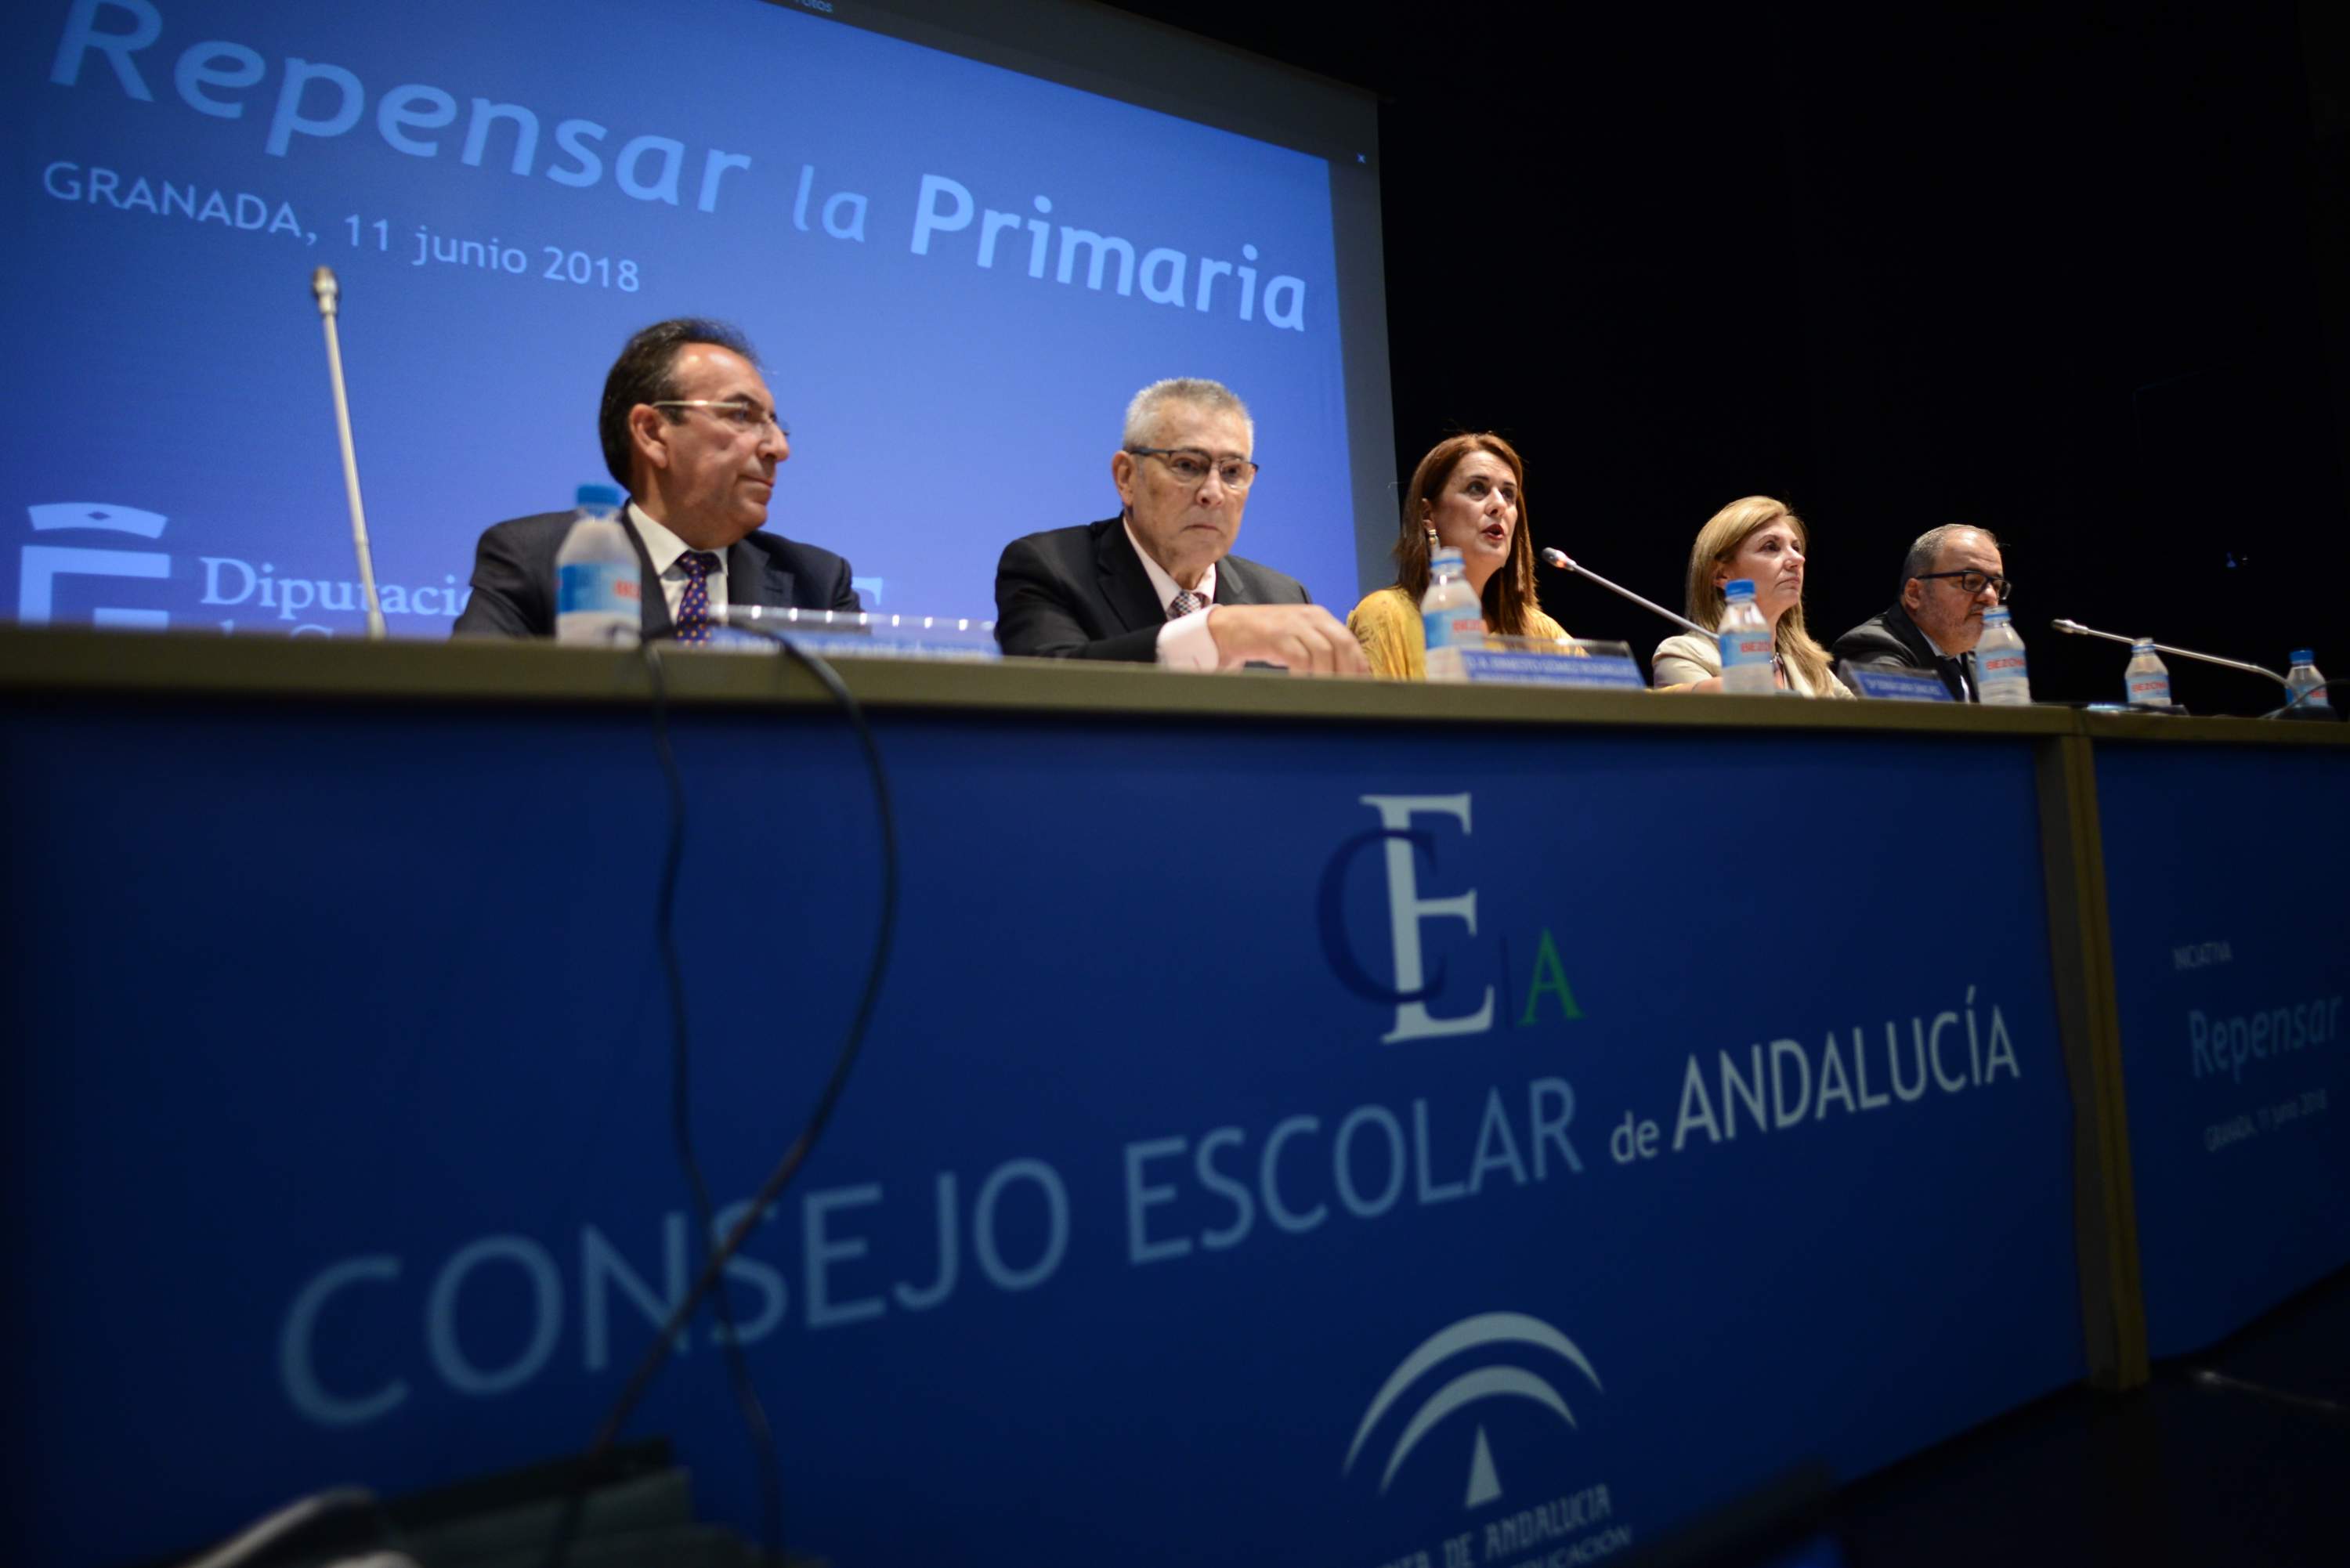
[1652,496,1853,698]
[1348,433,1568,679]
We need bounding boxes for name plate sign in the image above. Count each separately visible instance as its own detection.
[1429,641,1647,689]
[712,609,1002,661]
[1846,666,1954,702]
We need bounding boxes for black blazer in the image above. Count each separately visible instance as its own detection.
[451,507,857,638]
[992,515,1311,660]
[1831,601,1972,700]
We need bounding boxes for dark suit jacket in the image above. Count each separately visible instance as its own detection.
[992,515,1311,660]
[451,507,857,638]
[1831,601,1972,700]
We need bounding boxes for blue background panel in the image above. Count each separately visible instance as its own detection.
[0,698,2085,1565]
[2096,742,2350,1357]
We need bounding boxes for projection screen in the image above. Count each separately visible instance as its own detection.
[4,0,1395,634]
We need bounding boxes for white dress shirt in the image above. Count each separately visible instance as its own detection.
[1123,518,1220,671]
[629,502,730,626]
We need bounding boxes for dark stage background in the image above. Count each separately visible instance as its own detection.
[1108,0,2350,714]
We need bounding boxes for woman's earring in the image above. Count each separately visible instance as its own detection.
[1424,525,1438,549]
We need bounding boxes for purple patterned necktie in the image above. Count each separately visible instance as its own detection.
[675,551,718,644]
[1168,588,1207,620]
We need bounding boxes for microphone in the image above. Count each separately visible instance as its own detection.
[2049,620,2285,688]
[1539,547,1710,637]
[310,266,387,641]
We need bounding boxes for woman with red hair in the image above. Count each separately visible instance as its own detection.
[1347,433,1568,679]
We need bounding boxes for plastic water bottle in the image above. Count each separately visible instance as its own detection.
[2124,639,2171,708]
[555,484,639,646]
[1421,547,1486,652]
[2284,649,2330,711]
[1716,579,1776,693]
[1975,606,2031,705]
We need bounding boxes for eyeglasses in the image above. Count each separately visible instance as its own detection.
[1126,446,1260,490]
[1915,569,2012,602]
[651,400,790,437]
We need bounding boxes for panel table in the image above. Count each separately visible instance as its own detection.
[2,630,2149,1567]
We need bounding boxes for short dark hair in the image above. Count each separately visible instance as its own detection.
[598,318,760,490]
[1899,523,2000,595]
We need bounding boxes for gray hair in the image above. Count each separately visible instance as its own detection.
[1123,378,1253,450]
[1900,523,2000,594]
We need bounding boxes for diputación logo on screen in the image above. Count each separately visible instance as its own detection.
[18,504,468,633]
[19,503,171,628]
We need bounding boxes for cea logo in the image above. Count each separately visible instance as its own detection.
[1344,1311,1604,1508]
[19,503,171,627]
[1323,794,1585,1046]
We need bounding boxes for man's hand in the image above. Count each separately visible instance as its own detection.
[1206,604,1370,676]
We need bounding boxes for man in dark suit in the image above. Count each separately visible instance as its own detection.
[1831,524,2009,700]
[454,318,856,639]
[994,378,1367,674]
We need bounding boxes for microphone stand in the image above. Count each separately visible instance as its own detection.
[311,267,387,641]
[2050,619,2341,720]
[2048,619,2284,688]
[1539,547,1710,636]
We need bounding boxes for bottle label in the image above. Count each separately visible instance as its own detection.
[2128,675,2171,704]
[1424,609,1485,649]
[1719,632,1773,667]
[1980,652,2027,681]
[559,560,640,616]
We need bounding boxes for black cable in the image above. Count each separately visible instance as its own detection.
[545,633,899,1568]
[179,1487,389,1568]
[2260,678,2340,719]
[643,643,786,1567]
[2189,1367,2350,1421]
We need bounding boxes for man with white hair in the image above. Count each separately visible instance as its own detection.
[1832,523,2011,700]
[992,378,1368,673]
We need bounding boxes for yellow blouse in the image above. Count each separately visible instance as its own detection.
[1346,585,1571,681]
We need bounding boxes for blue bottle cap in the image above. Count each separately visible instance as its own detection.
[1984,606,2010,623]
[1431,547,1464,567]
[577,482,623,509]
[2290,649,2314,665]
[1724,578,1756,598]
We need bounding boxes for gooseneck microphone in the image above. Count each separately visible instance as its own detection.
[311,266,388,641]
[2049,620,2285,688]
[1539,547,1710,636]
